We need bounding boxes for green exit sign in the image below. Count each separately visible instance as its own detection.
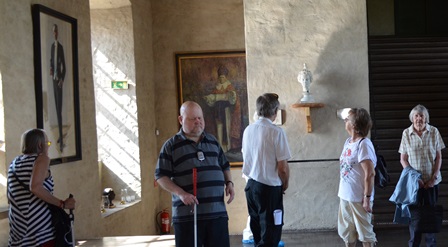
[111,81,128,89]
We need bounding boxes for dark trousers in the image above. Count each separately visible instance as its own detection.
[53,79,63,150]
[245,179,283,247]
[173,217,229,247]
[409,185,438,247]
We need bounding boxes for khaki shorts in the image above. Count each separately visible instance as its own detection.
[338,199,377,243]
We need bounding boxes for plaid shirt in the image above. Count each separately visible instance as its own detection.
[399,124,445,183]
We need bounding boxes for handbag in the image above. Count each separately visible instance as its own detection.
[11,162,73,246]
[47,204,73,246]
[410,204,443,233]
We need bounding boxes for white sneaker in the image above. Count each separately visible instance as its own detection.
[242,228,253,243]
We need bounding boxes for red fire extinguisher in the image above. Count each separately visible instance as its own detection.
[157,209,170,234]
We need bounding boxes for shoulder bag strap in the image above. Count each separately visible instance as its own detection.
[11,158,30,192]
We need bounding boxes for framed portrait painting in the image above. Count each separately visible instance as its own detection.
[176,51,249,167]
[32,4,81,165]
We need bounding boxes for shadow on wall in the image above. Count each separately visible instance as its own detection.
[313,19,368,108]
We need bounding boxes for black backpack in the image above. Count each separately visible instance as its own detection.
[374,153,390,189]
[358,138,390,189]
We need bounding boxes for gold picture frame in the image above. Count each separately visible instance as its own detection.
[176,51,248,167]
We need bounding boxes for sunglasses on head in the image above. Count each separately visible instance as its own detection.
[266,93,278,99]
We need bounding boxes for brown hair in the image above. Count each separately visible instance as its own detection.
[256,93,279,117]
[348,108,372,137]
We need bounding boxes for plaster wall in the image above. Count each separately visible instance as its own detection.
[0,0,371,244]
[131,0,159,235]
[91,6,144,236]
[150,0,369,233]
[150,0,248,234]
[90,1,159,236]
[243,0,370,230]
[0,0,158,242]
[91,6,141,208]
[0,0,102,244]
[0,80,5,211]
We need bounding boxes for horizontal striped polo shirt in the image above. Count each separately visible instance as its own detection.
[155,130,230,223]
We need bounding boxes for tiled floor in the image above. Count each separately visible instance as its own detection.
[76,226,448,246]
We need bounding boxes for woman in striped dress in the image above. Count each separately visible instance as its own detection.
[7,129,76,247]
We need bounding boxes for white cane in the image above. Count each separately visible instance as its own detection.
[193,168,198,247]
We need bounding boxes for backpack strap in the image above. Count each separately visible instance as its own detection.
[356,137,366,151]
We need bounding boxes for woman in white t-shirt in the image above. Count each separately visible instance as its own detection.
[337,108,377,247]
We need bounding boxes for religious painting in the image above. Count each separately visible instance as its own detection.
[176,51,249,166]
[32,4,81,165]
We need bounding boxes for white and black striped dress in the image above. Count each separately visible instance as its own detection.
[7,154,54,247]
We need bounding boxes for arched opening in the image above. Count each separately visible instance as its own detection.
[90,3,142,214]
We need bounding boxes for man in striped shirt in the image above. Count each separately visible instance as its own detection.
[155,101,235,247]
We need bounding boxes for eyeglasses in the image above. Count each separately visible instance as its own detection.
[47,141,52,146]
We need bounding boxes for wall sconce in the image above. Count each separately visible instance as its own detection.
[336,108,351,120]
[253,109,284,126]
